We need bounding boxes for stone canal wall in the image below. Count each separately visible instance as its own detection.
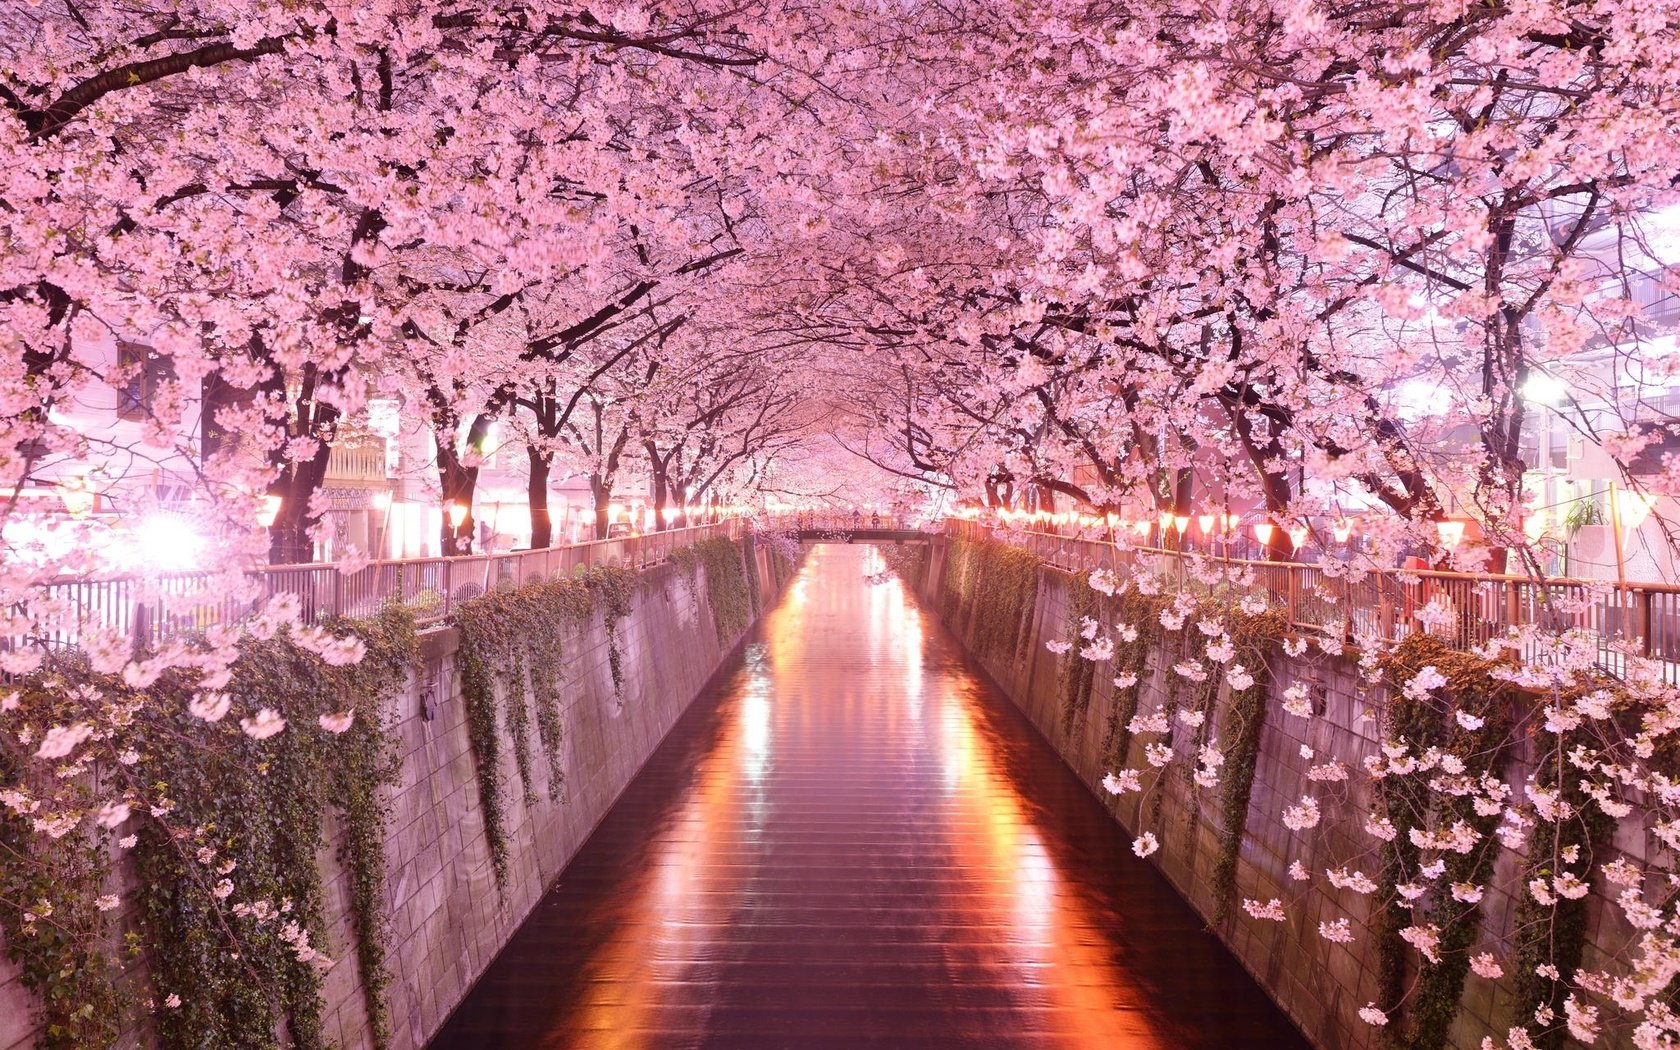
[0,539,793,1050]
[913,535,1651,1050]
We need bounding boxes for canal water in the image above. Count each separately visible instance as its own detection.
[430,544,1308,1048]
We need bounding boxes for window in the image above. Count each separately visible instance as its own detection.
[1547,427,1568,469]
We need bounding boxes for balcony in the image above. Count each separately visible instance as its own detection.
[324,442,388,484]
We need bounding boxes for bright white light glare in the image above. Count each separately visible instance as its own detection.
[128,514,203,572]
[1522,373,1569,406]
[1393,379,1449,419]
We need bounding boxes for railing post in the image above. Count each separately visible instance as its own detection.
[1506,581,1520,635]
[1640,588,1653,656]
[131,600,151,658]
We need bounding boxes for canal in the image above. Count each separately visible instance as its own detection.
[429,543,1309,1048]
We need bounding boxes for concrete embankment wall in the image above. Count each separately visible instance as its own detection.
[0,540,792,1050]
[913,536,1646,1050]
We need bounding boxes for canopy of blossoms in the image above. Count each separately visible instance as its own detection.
[3,1,1680,1048]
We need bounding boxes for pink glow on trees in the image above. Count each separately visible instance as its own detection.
[4,1,1680,1044]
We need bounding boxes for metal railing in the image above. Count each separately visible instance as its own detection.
[323,442,388,482]
[31,520,746,651]
[946,518,1680,683]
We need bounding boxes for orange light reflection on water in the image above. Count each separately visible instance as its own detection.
[567,543,1164,1047]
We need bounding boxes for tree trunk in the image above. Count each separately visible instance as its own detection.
[591,474,612,540]
[436,444,479,556]
[435,414,494,555]
[648,458,670,531]
[527,447,553,549]
[267,419,337,564]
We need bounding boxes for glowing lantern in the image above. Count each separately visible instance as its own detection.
[1253,522,1275,546]
[1436,520,1466,548]
[1332,519,1352,543]
[1197,513,1216,534]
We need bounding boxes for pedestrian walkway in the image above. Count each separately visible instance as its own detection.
[429,544,1308,1049]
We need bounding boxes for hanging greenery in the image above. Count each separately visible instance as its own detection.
[876,541,929,593]
[1209,608,1286,923]
[581,564,637,702]
[1509,692,1616,1050]
[1096,588,1161,775]
[937,534,980,627]
[748,534,775,618]
[1058,569,1101,729]
[689,537,753,644]
[0,604,415,1050]
[936,535,1042,666]
[454,541,751,894]
[1372,633,1517,1050]
[0,695,123,1050]
[454,564,634,889]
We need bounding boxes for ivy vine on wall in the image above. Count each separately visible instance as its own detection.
[1057,570,1101,730]
[686,537,754,644]
[936,535,1041,668]
[0,605,416,1050]
[1095,587,1161,774]
[1373,633,1517,1050]
[1209,608,1285,923]
[454,538,756,893]
[1509,690,1615,1050]
[454,564,634,888]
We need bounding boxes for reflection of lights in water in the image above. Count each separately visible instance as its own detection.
[741,674,771,782]
[1013,833,1055,956]
[932,658,1151,1036]
[863,544,925,717]
[544,541,1161,1046]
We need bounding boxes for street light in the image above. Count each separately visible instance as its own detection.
[445,500,472,555]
